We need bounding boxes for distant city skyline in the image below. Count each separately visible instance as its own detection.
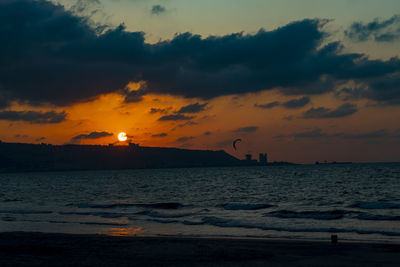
[0,0,399,163]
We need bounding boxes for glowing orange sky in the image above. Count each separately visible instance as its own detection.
[2,88,399,163]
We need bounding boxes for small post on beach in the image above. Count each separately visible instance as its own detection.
[331,234,338,244]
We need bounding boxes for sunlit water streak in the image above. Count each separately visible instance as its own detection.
[0,164,399,242]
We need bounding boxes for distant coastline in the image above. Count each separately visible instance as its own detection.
[0,141,294,173]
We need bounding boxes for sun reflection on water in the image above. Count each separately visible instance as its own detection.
[106,226,144,237]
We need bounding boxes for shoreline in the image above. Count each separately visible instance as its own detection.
[2,229,400,244]
[1,232,400,266]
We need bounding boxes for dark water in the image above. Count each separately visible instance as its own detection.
[0,164,399,242]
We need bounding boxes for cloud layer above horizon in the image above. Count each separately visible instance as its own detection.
[0,0,399,109]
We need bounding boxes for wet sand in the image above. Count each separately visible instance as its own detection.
[0,232,399,266]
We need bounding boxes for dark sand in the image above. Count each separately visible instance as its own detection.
[1,232,399,266]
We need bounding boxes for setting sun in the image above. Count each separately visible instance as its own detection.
[118,132,127,142]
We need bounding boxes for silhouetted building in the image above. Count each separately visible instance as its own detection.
[259,153,268,165]
[243,153,258,166]
[129,142,140,150]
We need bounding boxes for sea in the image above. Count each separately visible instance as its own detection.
[1,164,400,243]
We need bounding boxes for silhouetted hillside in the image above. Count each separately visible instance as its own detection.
[0,142,241,172]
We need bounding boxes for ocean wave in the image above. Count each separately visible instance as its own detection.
[136,210,195,219]
[0,209,53,215]
[266,210,352,220]
[200,216,400,237]
[17,218,129,227]
[350,202,400,209]
[182,220,204,225]
[136,203,183,209]
[69,202,183,210]
[2,198,22,202]
[143,218,180,224]
[79,222,129,226]
[2,216,16,222]
[67,203,136,209]
[59,211,126,218]
[221,203,274,210]
[357,214,400,221]
[142,218,204,226]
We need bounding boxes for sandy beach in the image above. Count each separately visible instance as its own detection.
[0,232,399,266]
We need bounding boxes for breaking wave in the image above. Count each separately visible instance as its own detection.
[265,210,354,220]
[143,215,400,237]
[357,214,400,221]
[0,209,53,215]
[350,202,400,209]
[221,203,274,210]
[69,202,183,210]
[199,216,400,237]
[141,218,204,226]
[136,210,196,219]
[59,211,127,219]
[79,222,129,226]
[2,199,22,202]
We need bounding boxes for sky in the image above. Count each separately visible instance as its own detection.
[0,0,400,163]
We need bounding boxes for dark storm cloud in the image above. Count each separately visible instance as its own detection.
[71,0,101,15]
[152,133,168,138]
[175,136,194,143]
[0,94,11,109]
[70,0,105,28]
[294,129,326,138]
[277,128,391,140]
[282,96,310,109]
[254,101,280,109]
[334,87,365,101]
[336,74,400,106]
[151,5,166,15]
[71,131,113,141]
[149,107,171,114]
[345,15,400,42]
[339,129,389,139]
[123,89,146,103]
[256,97,310,109]
[158,114,195,121]
[176,103,208,114]
[0,0,163,106]
[177,121,198,128]
[0,110,67,124]
[0,1,400,107]
[364,75,400,105]
[274,129,326,139]
[234,126,259,133]
[303,103,358,119]
[15,134,29,138]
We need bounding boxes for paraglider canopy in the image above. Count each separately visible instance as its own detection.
[233,139,242,151]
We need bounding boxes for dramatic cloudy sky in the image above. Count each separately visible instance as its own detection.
[1,0,400,163]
